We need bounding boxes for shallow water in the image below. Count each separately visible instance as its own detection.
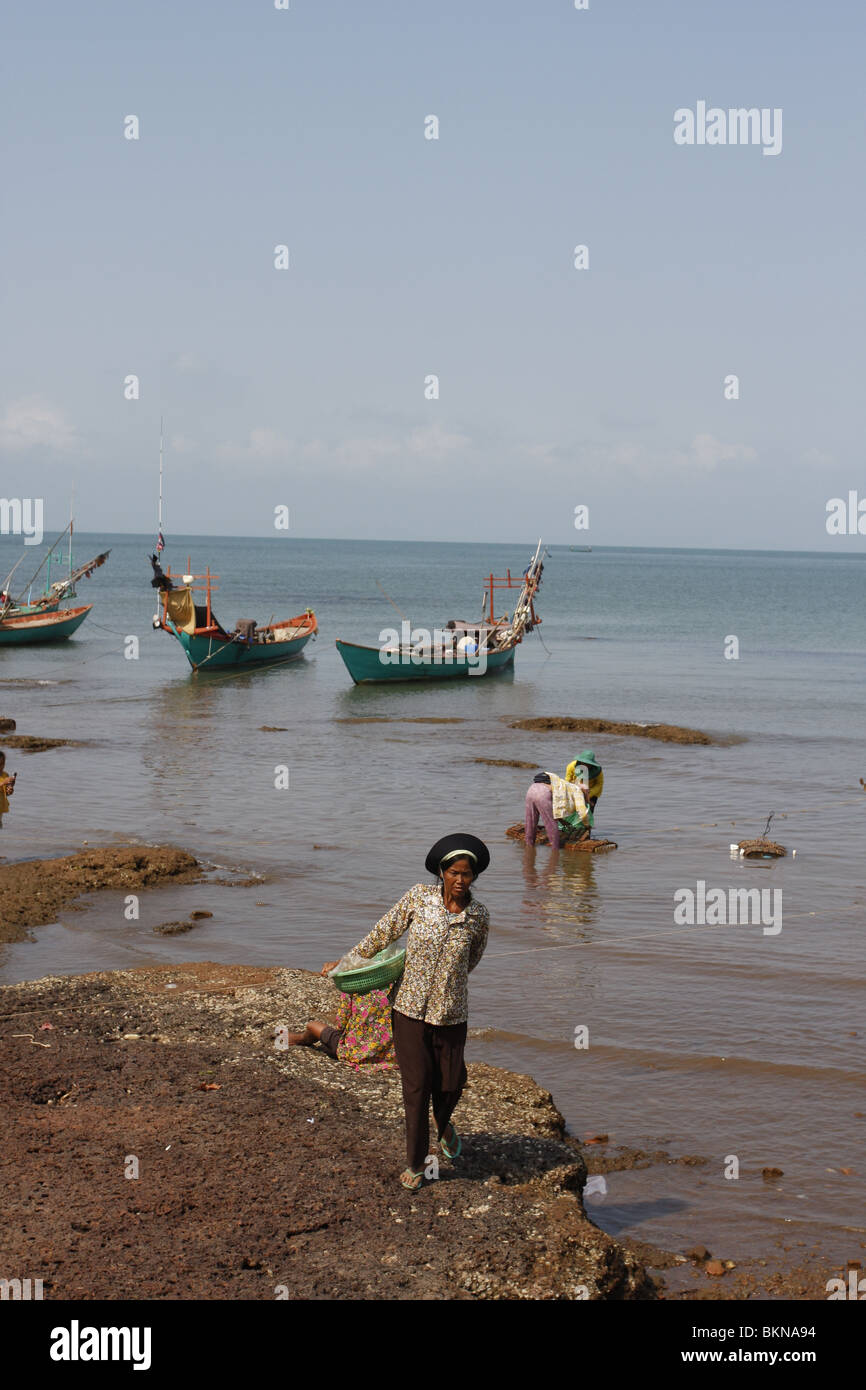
[1,535,864,1270]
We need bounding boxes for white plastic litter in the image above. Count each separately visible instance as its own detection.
[583,1175,608,1203]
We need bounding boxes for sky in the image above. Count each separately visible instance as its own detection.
[1,0,864,550]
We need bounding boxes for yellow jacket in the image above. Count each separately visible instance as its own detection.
[565,761,603,802]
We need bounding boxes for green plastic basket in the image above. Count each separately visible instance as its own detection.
[331,947,406,995]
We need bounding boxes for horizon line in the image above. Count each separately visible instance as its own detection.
[7,531,864,558]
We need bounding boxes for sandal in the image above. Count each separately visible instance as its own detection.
[440,1123,462,1159]
[400,1168,424,1191]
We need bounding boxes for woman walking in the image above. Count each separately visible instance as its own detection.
[327,833,490,1191]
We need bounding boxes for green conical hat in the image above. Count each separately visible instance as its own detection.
[576,749,601,772]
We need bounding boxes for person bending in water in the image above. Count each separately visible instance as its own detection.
[525,770,592,846]
[566,749,604,816]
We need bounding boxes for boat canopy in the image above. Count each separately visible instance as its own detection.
[164,587,200,635]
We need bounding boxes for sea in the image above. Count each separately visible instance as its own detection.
[1,534,864,1277]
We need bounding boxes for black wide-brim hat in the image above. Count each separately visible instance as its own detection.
[425,833,490,876]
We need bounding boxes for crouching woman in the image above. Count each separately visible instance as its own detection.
[287,980,397,1070]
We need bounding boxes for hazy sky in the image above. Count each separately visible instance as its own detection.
[1,1,864,549]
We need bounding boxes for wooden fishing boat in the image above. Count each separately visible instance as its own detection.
[336,635,518,684]
[152,560,317,672]
[0,605,92,645]
[336,541,547,685]
[3,597,61,617]
[1,534,110,621]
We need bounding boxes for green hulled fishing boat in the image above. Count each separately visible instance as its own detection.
[336,540,547,685]
[0,604,93,645]
[151,558,317,673]
[1,527,110,623]
[336,636,518,683]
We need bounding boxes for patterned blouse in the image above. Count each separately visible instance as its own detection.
[333,986,396,1070]
[353,883,490,1027]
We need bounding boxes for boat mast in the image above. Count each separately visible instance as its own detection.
[63,485,74,594]
[14,524,71,602]
[158,416,164,553]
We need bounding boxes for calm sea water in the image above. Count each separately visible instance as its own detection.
[1,534,864,1271]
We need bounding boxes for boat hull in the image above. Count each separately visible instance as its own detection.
[166,617,317,672]
[3,599,61,617]
[336,638,516,684]
[0,605,92,645]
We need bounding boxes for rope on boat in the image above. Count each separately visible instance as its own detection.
[186,643,315,683]
[191,636,242,671]
[85,620,133,638]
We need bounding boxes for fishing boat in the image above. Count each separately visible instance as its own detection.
[336,540,547,685]
[151,560,318,672]
[0,526,110,621]
[0,605,93,646]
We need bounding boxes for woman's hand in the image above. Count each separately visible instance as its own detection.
[321,961,340,975]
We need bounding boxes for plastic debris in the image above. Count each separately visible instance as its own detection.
[583,1175,607,1203]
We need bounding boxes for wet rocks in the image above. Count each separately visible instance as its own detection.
[507,716,719,745]
[0,846,202,944]
[0,734,79,752]
[152,920,195,936]
[473,758,537,769]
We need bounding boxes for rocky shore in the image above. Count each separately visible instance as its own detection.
[0,847,202,944]
[0,845,840,1301]
[0,961,655,1300]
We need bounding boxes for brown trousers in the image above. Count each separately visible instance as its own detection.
[391,1008,468,1171]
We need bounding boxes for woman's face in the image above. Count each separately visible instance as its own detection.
[441,858,475,897]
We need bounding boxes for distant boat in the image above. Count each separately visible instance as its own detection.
[569,545,592,552]
[0,604,93,645]
[336,541,547,685]
[151,558,317,672]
